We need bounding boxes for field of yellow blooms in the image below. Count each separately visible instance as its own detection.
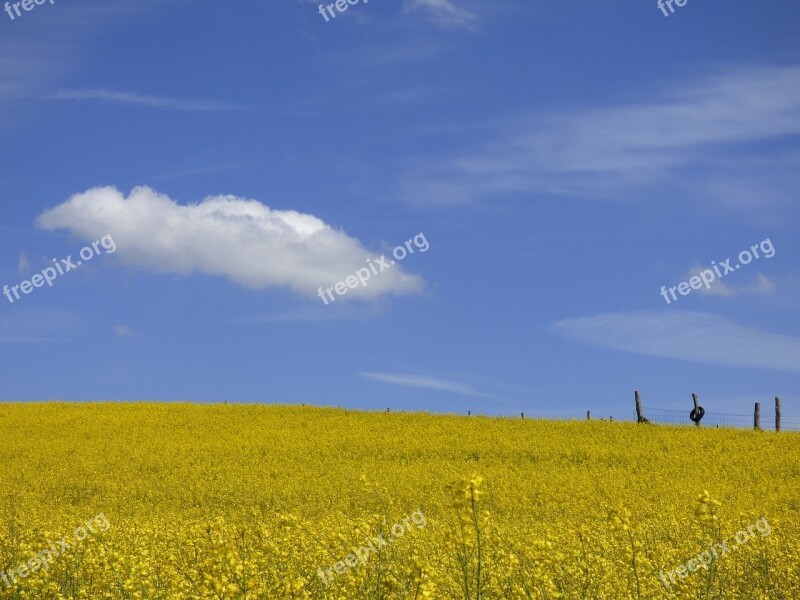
[1,403,799,599]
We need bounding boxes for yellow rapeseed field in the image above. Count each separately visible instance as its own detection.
[1,403,798,599]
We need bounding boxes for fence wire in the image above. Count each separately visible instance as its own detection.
[638,407,800,432]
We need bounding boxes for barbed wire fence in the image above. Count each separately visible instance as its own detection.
[636,408,800,431]
[628,391,800,432]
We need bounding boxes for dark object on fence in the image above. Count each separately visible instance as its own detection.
[776,397,781,432]
[643,400,796,430]
[690,393,704,426]
[521,412,524,419]
[635,390,650,423]
[754,402,761,430]
[468,410,471,416]
[587,410,591,420]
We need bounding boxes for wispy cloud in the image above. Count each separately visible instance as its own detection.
[551,311,800,373]
[17,251,31,275]
[683,266,776,298]
[49,89,248,111]
[0,0,181,133]
[234,305,380,323]
[359,372,495,398]
[403,0,478,29]
[0,308,80,343]
[0,55,64,132]
[113,325,138,337]
[154,161,257,181]
[397,64,800,204]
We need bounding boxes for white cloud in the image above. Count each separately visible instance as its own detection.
[399,64,800,203]
[551,311,800,373]
[35,186,425,301]
[359,372,495,398]
[403,0,478,28]
[50,89,247,111]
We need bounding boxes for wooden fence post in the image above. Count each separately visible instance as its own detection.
[692,393,700,428]
[775,397,781,432]
[635,390,643,422]
[634,390,650,423]
[754,402,761,430]
[521,412,524,419]
[587,410,591,420]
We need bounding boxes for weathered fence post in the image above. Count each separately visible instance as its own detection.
[521,412,524,419]
[634,390,650,423]
[692,393,701,428]
[775,397,781,432]
[754,402,761,430]
[586,410,591,420]
[635,390,643,422]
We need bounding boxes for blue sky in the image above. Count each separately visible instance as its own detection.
[1,0,798,419]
